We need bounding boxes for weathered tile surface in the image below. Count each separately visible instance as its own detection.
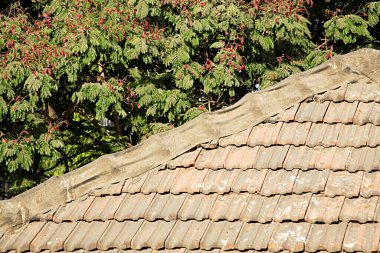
[295,101,329,123]
[305,196,345,224]
[306,223,347,252]
[1,81,380,253]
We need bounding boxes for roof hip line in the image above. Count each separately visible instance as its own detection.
[1,48,379,232]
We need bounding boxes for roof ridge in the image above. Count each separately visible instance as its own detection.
[0,48,379,231]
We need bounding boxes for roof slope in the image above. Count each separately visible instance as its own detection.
[0,49,380,252]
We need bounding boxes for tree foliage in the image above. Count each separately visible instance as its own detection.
[1,0,379,197]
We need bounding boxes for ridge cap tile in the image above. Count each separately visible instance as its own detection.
[2,50,380,253]
[3,49,380,234]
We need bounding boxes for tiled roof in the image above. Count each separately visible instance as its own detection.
[1,49,380,252]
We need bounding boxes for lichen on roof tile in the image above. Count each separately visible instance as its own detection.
[1,49,380,253]
[295,101,330,123]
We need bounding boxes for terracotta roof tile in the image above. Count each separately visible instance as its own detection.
[313,85,346,102]
[353,102,380,125]
[115,193,155,221]
[345,81,380,102]
[231,169,267,193]
[53,196,95,222]
[0,222,46,252]
[323,101,358,123]
[240,195,280,223]
[185,250,220,253]
[292,146,380,172]
[361,171,380,197]
[178,194,217,221]
[166,221,209,249]
[171,168,207,194]
[330,147,352,170]
[254,146,290,169]
[343,223,380,252]
[200,221,243,250]
[307,123,343,147]
[277,122,312,146]
[30,222,77,252]
[224,146,260,170]
[84,195,124,221]
[201,169,238,194]
[218,129,251,147]
[293,170,329,194]
[322,124,344,147]
[114,193,155,221]
[325,171,363,197]
[3,52,380,253]
[64,221,110,251]
[120,250,152,253]
[336,124,372,147]
[145,194,186,221]
[165,249,189,253]
[374,200,380,222]
[283,146,320,170]
[209,193,249,221]
[295,101,330,122]
[168,148,201,169]
[340,196,379,223]
[208,146,233,170]
[141,169,179,194]
[368,125,380,147]
[131,221,175,250]
[273,193,312,222]
[92,180,125,196]
[346,147,380,172]
[235,222,276,250]
[268,222,310,252]
[305,195,345,223]
[115,196,155,221]
[267,104,299,122]
[305,124,327,147]
[194,150,213,169]
[122,173,149,193]
[200,139,219,150]
[260,169,298,196]
[194,147,233,170]
[247,122,283,147]
[305,223,347,252]
[314,148,335,170]
[97,220,143,250]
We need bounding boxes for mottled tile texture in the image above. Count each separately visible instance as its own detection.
[1,81,380,253]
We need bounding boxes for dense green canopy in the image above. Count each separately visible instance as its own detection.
[1,0,379,197]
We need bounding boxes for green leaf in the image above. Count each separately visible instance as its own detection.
[210,41,225,49]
